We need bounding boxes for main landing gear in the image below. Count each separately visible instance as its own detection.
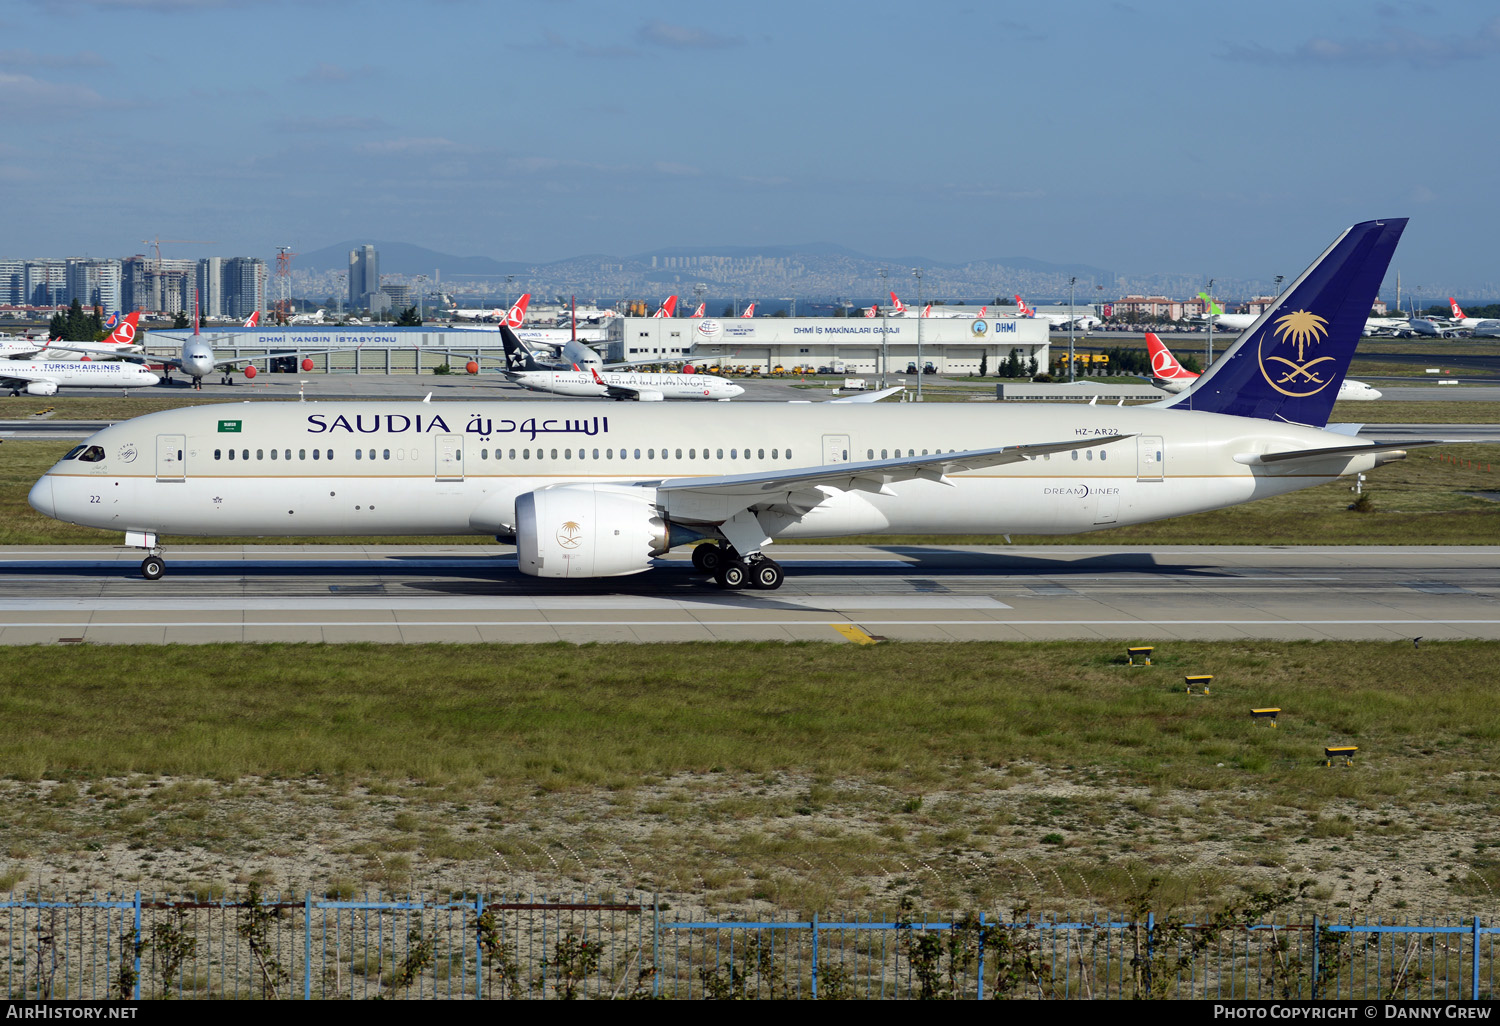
[691,543,784,591]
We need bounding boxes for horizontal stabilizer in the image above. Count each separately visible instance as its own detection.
[1232,439,1452,466]
[828,386,904,404]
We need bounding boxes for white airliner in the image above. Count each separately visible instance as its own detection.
[30,218,1439,589]
[499,327,742,401]
[30,312,145,363]
[1017,296,1101,331]
[1445,299,1500,336]
[142,307,349,389]
[2,359,159,396]
[1144,332,1381,399]
[450,294,530,324]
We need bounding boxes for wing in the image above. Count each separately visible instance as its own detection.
[650,435,1134,552]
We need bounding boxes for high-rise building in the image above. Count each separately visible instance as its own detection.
[66,258,122,313]
[223,257,267,321]
[24,260,67,307]
[0,259,24,306]
[349,245,378,309]
[196,257,224,319]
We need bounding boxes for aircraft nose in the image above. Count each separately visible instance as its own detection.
[729,384,745,397]
[143,372,161,386]
[27,476,54,519]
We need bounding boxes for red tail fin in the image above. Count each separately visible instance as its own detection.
[1146,332,1196,380]
[105,311,141,347]
[505,293,531,328]
[889,291,907,314]
[1451,297,1466,320]
[244,311,259,327]
[741,302,755,317]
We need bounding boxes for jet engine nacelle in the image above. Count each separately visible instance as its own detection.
[633,389,665,402]
[515,483,671,578]
[25,381,58,396]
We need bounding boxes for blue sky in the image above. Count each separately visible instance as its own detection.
[4,0,1498,289]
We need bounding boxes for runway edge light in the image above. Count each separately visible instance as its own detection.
[1127,646,1154,666]
[1251,707,1280,727]
[1185,674,1213,696]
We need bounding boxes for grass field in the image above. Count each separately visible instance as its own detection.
[0,641,1496,915]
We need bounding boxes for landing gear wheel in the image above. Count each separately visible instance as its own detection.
[692,544,725,574]
[140,556,165,581]
[750,559,784,590]
[715,560,750,590]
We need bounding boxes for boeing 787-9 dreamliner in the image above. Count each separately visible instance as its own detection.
[31,219,1435,589]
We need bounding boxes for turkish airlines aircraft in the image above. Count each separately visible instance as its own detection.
[1447,299,1500,335]
[32,218,1440,589]
[652,295,679,318]
[244,311,260,327]
[1145,332,1381,399]
[498,326,742,402]
[450,294,530,324]
[741,303,755,317]
[690,303,706,318]
[1,359,158,396]
[1017,295,1101,331]
[21,312,143,363]
[140,312,348,390]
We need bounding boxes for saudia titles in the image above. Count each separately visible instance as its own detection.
[1258,310,1333,398]
[306,413,609,442]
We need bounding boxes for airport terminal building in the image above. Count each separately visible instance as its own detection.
[610,316,1051,375]
[149,317,1051,376]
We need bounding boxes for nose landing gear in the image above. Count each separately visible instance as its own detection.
[140,554,164,581]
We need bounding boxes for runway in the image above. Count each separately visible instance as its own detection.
[1,544,1496,644]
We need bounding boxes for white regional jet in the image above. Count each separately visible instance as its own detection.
[500,326,742,402]
[31,218,1442,589]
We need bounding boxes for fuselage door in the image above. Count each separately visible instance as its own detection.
[822,434,850,464]
[155,433,186,482]
[436,434,464,481]
[1137,436,1164,481]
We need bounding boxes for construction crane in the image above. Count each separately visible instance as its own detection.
[140,237,217,271]
[274,246,297,324]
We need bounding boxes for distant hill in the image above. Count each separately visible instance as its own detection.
[295,240,532,278]
[286,240,1292,302]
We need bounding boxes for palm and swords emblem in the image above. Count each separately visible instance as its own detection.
[1260,310,1333,395]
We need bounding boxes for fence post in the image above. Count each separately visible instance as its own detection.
[1146,910,1155,995]
[132,891,142,1001]
[653,894,662,999]
[304,892,313,1000]
[1474,916,1482,1002]
[811,912,819,1000]
[1311,914,1320,1000]
[977,912,986,1001]
[475,894,484,1000]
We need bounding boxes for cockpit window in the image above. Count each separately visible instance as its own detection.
[62,445,87,460]
[77,446,106,463]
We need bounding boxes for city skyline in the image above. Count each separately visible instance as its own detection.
[2,2,1497,292]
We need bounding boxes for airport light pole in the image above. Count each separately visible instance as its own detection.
[1068,276,1077,382]
[416,275,427,322]
[1274,274,1285,297]
[506,274,516,315]
[878,268,888,389]
[1205,278,1216,371]
[334,273,345,321]
[912,267,923,401]
[693,282,706,317]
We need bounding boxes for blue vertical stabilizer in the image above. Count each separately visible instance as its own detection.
[1164,218,1406,427]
